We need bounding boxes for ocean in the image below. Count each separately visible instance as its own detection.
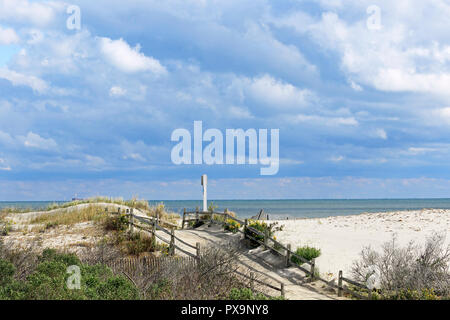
[2,199,450,219]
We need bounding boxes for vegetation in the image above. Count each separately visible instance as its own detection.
[291,246,321,265]
[145,203,180,225]
[45,196,151,212]
[223,219,241,233]
[244,220,284,247]
[228,288,285,300]
[103,214,129,232]
[0,248,139,300]
[351,233,450,300]
[31,205,107,227]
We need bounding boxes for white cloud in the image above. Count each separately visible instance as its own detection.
[228,106,253,119]
[0,26,19,44]
[239,75,314,109]
[329,155,344,162]
[0,158,11,171]
[85,155,106,167]
[0,130,14,145]
[0,68,48,93]
[109,86,127,97]
[99,37,167,74]
[21,132,57,150]
[373,128,388,140]
[276,4,450,99]
[0,0,59,26]
[291,114,358,126]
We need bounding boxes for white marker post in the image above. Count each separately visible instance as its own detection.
[201,174,207,212]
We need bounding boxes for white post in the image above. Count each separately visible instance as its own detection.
[201,174,207,212]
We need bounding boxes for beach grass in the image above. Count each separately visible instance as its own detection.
[30,205,107,227]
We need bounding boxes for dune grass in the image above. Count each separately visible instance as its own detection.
[45,196,151,212]
[30,205,107,227]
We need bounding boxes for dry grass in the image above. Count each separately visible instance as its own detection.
[30,205,107,227]
[46,196,151,212]
[145,203,180,224]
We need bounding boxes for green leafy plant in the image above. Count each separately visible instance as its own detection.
[244,220,284,248]
[0,249,139,300]
[103,214,129,232]
[291,246,321,265]
[223,219,241,233]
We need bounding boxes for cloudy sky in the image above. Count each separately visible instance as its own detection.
[1,0,450,200]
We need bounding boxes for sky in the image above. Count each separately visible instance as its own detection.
[1,0,450,200]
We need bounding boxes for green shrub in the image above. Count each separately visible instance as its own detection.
[0,259,15,286]
[0,249,139,300]
[147,278,172,299]
[223,219,241,233]
[388,288,441,300]
[244,220,283,247]
[124,232,161,255]
[291,246,321,265]
[103,214,129,232]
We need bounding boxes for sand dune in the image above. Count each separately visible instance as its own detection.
[273,209,450,279]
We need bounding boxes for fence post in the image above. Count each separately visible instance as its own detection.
[151,215,156,242]
[338,270,343,297]
[129,208,134,233]
[196,242,201,259]
[281,283,285,298]
[250,272,255,291]
[310,258,316,281]
[170,229,175,256]
[264,229,269,249]
[195,207,199,225]
[285,244,291,267]
[244,219,248,240]
[182,208,186,229]
[368,287,372,300]
[223,208,228,226]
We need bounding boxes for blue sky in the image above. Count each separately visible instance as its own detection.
[1,0,450,200]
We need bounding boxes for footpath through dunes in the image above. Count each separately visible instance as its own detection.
[153,223,344,300]
[5,204,343,300]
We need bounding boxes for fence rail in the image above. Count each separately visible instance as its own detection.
[107,206,371,299]
[105,207,285,298]
[182,208,376,299]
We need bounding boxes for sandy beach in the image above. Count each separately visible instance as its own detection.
[273,209,450,279]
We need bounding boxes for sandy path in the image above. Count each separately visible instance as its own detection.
[153,224,342,300]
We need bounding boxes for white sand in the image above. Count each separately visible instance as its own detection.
[273,209,450,279]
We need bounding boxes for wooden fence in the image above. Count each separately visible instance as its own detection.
[105,207,285,298]
[182,208,373,300]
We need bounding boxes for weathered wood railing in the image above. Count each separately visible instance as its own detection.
[106,207,285,298]
[182,209,316,279]
[182,208,375,300]
[337,270,372,300]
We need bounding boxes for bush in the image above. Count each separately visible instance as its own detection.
[123,232,168,256]
[224,219,241,233]
[103,214,129,232]
[351,233,450,299]
[291,246,321,265]
[244,221,283,248]
[0,248,139,300]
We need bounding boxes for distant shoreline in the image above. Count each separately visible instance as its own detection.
[4,198,450,219]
